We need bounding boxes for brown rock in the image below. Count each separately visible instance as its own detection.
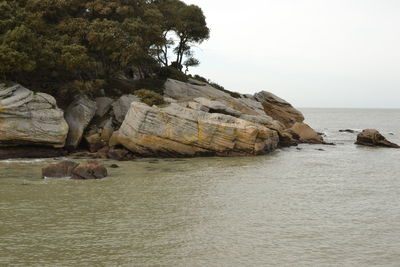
[289,122,324,144]
[254,91,304,128]
[71,160,108,180]
[355,129,400,148]
[107,148,130,161]
[42,161,79,178]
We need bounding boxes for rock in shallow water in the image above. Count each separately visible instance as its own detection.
[42,160,108,179]
[355,129,399,148]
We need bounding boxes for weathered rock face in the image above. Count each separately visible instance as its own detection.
[164,79,264,116]
[42,160,79,178]
[355,129,399,148]
[112,94,140,123]
[95,97,113,117]
[111,102,279,157]
[42,160,108,179]
[254,91,304,128]
[64,95,97,149]
[71,160,108,179]
[0,84,69,148]
[289,122,324,144]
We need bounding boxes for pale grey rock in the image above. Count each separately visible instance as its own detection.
[95,97,113,117]
[163,97,177,104]
[111,102,279,157]
[193,97,242,117]
[112,94,140,123]
[65,95,96,149]
[0,84,68,147]
[187,101,209,112]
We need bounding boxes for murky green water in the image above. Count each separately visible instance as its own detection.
[1,109,400,266]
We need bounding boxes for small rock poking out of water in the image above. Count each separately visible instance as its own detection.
[42,160,108,179]
[110,164,119,168]
[355,129,400,148]
[339,129,357,133]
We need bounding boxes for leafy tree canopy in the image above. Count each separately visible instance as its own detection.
[0,0,209,100]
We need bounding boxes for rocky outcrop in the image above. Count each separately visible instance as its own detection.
[289,122,324,144]
[0,83,69,148]
[64,95,97,149]
[112,94,140,123]
[254,91,304,128]
[42,160,108,179]
[111,102,279,157]
[355,129,399,148]
[164,79,264,116]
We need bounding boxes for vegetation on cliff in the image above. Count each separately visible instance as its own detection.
[0,0,209,100]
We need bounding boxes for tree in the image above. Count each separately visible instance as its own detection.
[154,0,209,71]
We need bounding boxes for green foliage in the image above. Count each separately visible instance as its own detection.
[158,66,188,82]
[134,89,165,106]
[0,0,207,100]
[134,78,165,94]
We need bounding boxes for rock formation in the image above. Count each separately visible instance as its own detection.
[42,160,108,179]
[111,102,279,157]
[64,95,97,149]
[355,129,399,148]
[0,83,68,148]
[254,91,304,128]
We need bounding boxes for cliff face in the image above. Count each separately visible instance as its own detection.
[0,79,322,158]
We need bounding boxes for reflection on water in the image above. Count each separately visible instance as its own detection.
[1,109,400,266]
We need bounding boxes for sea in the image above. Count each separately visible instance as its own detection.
[0,108,399,266]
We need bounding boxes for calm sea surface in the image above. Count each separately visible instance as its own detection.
[1,108,399,266]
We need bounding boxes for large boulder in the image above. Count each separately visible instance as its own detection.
[254,91,304,128]
[112,94,140,123]
[0,83,69,147]
[64,95,97,149]
[355,129,399,148]
[110,102,279,157]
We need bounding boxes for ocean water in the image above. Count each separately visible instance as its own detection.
[0,108,399,266]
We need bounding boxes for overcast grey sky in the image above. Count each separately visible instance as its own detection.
[182,0,400,108]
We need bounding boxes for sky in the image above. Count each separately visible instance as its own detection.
[182,0,400,108]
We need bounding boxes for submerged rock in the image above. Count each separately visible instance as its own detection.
[65,95,97,149]
[42,160,79,178]
[42,160,108,179]
[254,91,304,128]
[0,84,69,148]
[111,102,279,157]
[339,129,357,133]
[355,129,399,148]
[71,160,108,179]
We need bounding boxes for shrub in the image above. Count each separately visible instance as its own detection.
[158,66,188,82]
[134,78,165,94]
[134,89,165,107]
